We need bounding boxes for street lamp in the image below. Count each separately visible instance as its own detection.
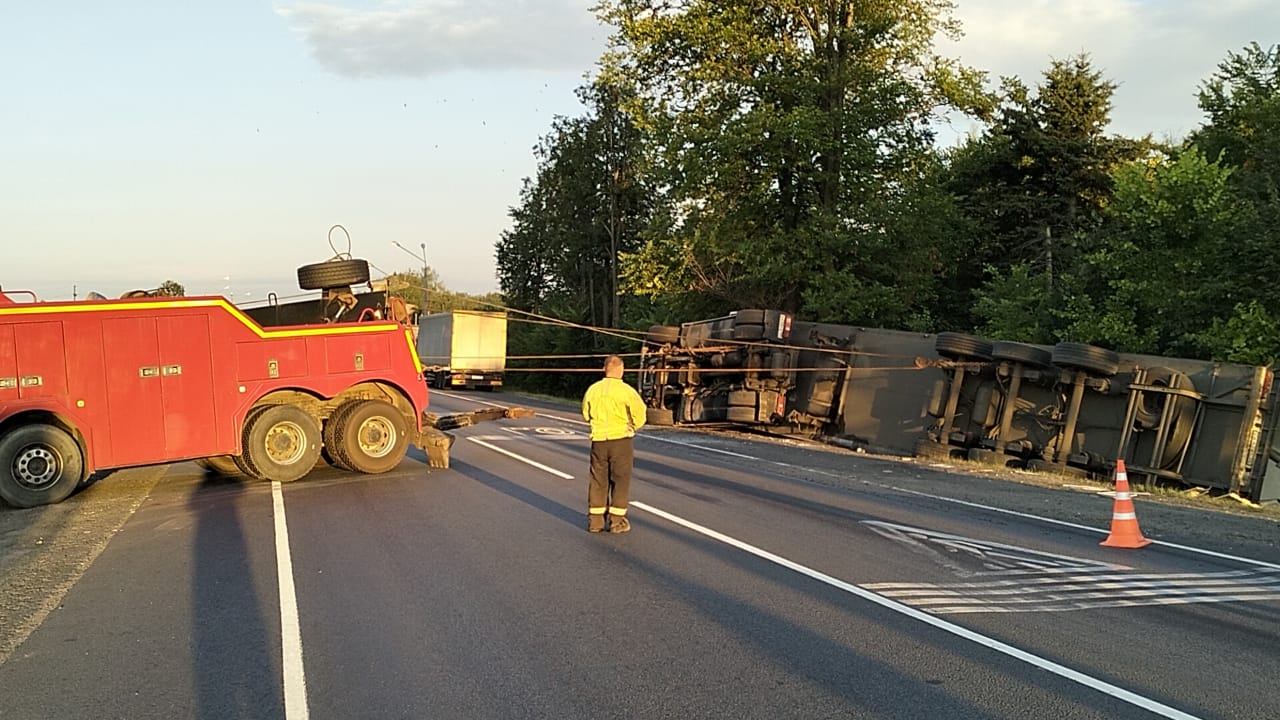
[391,240,430,316]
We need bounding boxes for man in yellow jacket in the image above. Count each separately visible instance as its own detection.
[582,355,648,533]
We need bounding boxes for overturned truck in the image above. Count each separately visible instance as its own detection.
[638,310,1280,504]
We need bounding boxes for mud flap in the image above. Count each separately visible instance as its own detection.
[419,428,456,468]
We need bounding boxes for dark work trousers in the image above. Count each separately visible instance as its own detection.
[588,437,634,518]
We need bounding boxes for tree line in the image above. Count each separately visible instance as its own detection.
[494,1,1280,395]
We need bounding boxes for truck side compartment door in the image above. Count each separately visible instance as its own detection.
[157,316,218,458]
[13,322,69,401]
[102,317,167,468]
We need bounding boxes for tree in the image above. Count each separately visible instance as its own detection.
[379,268,446,313]
[495,79,657,395]
[496,80,654,329]
[598,0,988,327]
[1193,42,1280,205]
[1182,42,1280,362]
[950,55,1153,340]
[156,280,185,297]
[1064,150,1245,355]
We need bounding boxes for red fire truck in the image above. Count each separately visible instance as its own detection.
[0,283,522,508]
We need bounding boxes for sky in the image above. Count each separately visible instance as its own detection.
[2,1,1275,303]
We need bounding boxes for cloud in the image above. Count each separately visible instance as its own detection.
[276,0,607,78]
[940,0,1280,140]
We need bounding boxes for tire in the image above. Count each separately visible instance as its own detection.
[241,405,323,483]
[647,407,675,427]
[733,324,765,340]
[1051,342,1120,377]
[0,424,84,508]
[331,400,409,474]
[233,406,273,480]
[726,406,757,423]
[935,332,993,361]
[322,401,362,472]
[727,389,757,407]
[991,341,1052,368]
[734,309,767,325]
[967,448,1013,467]
[197,455,243,476]
[1133,367,1198,468]
[646,325,680,345]
[1133,367,1194,428]
[297,259,371,290]
[1026,458,1090,478]
[913,439,956,461]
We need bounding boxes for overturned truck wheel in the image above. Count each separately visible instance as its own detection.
[935,332,993,361]
[646,325,680,345]
[1051,342,1120,377]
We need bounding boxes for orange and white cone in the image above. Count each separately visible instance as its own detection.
[1100,459,1152,549]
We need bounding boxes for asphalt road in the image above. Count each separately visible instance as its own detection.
[1,389,1278,720]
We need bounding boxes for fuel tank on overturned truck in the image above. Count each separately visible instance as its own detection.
[640,308,1280,504]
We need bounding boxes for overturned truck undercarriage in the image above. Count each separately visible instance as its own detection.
[638,310,1280,504]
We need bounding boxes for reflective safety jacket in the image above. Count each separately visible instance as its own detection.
[582,377,648,441]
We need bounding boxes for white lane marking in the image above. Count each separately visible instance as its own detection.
[467,437,574,479]
[630,500,1203,720]
[273,482,310,720]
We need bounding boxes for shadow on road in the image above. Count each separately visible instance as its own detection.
[189,472,280,720]
[447,457,583,530]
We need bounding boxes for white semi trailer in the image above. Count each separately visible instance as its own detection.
[416,311,507,390]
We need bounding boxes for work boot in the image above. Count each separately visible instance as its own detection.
[587,516,605,533]
[608,516,631,534]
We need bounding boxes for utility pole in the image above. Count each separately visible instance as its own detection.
[391,240,430,318]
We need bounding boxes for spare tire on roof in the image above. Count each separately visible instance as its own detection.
[297,258,371,290]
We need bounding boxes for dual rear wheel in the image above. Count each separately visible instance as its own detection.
[212,399,409,482]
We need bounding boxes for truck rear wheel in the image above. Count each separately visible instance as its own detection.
[322,401,362,472]
[331,400,409,474]
[241,405,322,483]
[0,424,84,508]
[196,455,243,476]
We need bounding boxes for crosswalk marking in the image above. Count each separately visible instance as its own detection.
[862,521,1280,614]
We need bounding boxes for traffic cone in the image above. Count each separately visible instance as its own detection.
[1100,459,1152,549]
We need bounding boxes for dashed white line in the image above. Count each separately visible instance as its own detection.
[467,437,574,479]
[273,482,310,720]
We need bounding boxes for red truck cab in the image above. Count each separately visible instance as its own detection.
[0,290,442,507]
